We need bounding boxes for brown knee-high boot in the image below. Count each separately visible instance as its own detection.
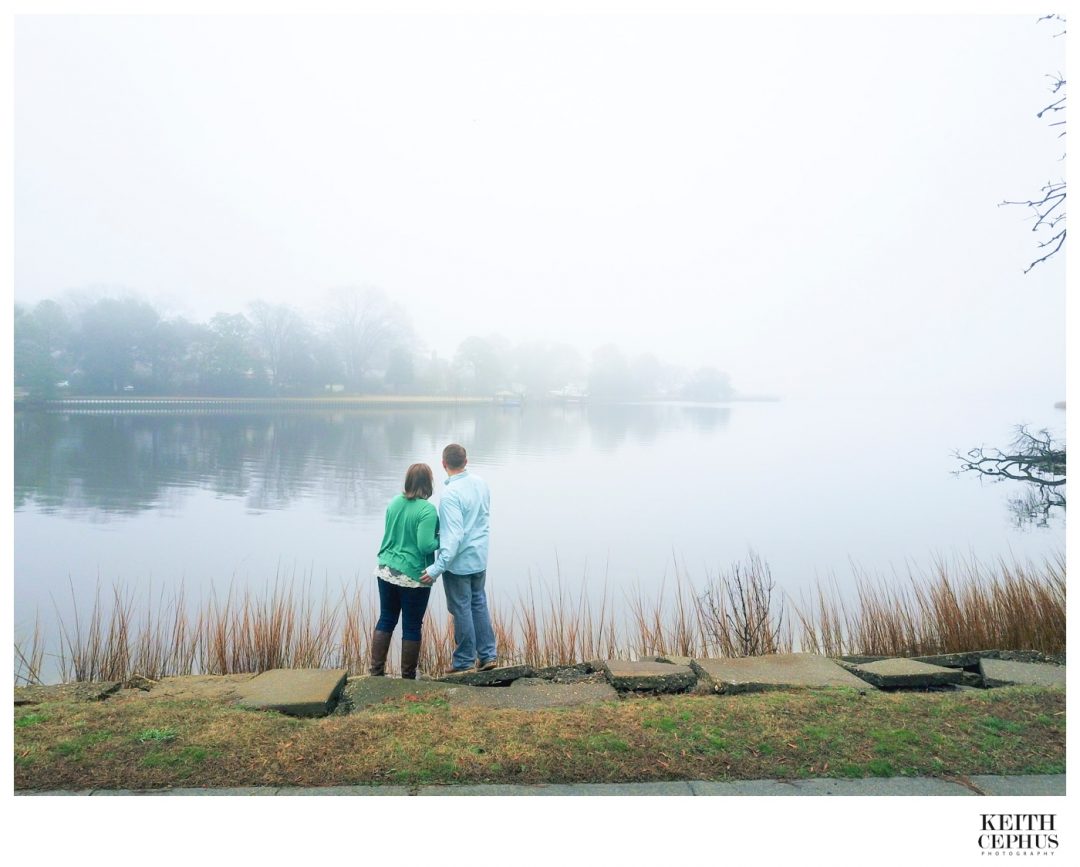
[400,639,421,680]
[369,629,393,676]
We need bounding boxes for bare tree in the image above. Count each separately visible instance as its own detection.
[699,553,787,657]
[957,425,1066,525]
[248,301,304,390]
[1000,14,1066,272]
[323,286,409,389]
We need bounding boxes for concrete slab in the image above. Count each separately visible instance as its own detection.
[994,650,1064,665]
[691,778,975,796]
[22,774,1064,797]
[14,681,122,706]
[16,790,93,796]
[437,665,536,686]
[968,775,1066,796]
[790,777,977,796]
[276,786,413,796]
[910,652,985,670]
[445,677,618,709]
[417,782,696,796]
[688,780,810,795]
[88,787,278,795]
[236,668,348,717]
[144,674,257,703]
[691,654,871,694]
[846,658,962,689]
[602,660,697,692]
[533,664,607,684]
[979,658,1066,689]
[339,677,455,710]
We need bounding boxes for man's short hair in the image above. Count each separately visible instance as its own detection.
[442,443,467,470]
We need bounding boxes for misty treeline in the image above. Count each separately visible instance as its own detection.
[14,288,734,401]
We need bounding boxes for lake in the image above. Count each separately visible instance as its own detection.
[14,396,1063,648]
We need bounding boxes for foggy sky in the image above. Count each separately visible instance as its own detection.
[14,14,1065,400]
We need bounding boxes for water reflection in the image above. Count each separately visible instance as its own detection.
[14,403,732,519]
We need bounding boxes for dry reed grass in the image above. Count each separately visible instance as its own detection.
[796,552,1066,658]
[18,553,1064,684]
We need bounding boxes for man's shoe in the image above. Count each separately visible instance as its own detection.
[477,659,498,672]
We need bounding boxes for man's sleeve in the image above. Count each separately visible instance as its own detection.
[426,494,464,578]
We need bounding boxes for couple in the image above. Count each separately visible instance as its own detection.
[368,443,496,679]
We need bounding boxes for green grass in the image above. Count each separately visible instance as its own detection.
[584,733,632,753]
[140,747,210,770]
[13,685,1066,791]
[53,731,113,760]
[982,715,1026,735]
[135,727,178,743]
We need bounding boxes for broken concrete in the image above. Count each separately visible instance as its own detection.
[338,676,455,710]
[447,677,619,710]
[437,664,536,686]
[14,681,122,706]
[692,654,871,694]
[979,658,1066,689]
[338,674,618,711]
[959,671,986,688]
[995,650,1066,666]
[129,673,257,705]
[534,663,609,684]
[845,658,962,689]
[910,652,985,670]
[602,660,696,693]
[236,668,348,717]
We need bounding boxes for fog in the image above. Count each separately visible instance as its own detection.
[14,14,1065,401]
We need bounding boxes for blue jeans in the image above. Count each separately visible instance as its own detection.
[442,570,497,670]
[375,578,432,642]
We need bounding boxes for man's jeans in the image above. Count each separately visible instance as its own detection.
[442,570,497,671]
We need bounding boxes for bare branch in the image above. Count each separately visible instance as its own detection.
[956,425,1066,525]
[1003,17,1066,271]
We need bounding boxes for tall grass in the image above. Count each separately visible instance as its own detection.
[796,552,1066,658]
[14,614,45,686]
[17,553,1065,685]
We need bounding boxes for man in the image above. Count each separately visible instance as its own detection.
[419,443,497,673]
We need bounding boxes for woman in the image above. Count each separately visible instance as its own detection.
[369,463,439,679]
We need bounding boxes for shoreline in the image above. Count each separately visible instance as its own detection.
[14,394,773,412]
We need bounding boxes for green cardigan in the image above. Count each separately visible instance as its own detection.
[376,495,439,580]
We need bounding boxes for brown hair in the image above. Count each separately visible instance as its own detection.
[403,463,434,500]
[442,443,467,470]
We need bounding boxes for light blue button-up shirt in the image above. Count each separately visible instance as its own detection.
[425,470,491,578]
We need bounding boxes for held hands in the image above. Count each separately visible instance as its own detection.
[418,571,435,586]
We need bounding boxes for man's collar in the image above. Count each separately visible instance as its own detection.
[444,470,469,485]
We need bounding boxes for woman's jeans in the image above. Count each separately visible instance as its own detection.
[442,570,497,670]
[375,578,432,641]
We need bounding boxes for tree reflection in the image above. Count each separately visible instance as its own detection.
[14,403,732,519]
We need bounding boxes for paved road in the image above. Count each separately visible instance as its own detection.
[16,774,1064,796]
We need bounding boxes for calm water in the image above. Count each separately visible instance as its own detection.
[14,398,1064,635]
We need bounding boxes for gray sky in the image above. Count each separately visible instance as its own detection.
[14,14,1065,399]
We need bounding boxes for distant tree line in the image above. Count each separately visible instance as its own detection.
[14,288,735,402]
